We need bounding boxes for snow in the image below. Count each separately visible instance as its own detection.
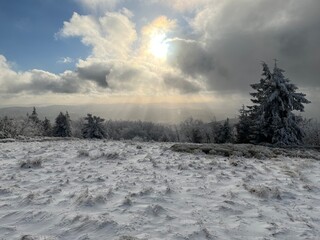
[0,140,319,239]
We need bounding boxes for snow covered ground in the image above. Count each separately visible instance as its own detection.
[0,140,319,240]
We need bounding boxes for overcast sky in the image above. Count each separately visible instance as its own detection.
[0,0,319,119]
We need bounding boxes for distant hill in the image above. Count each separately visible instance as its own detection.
[0,104,231,124]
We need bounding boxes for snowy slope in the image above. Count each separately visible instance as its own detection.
[0,140,319,239]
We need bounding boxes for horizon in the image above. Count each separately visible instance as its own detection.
[0,103,233,124]
[1,0,320,120]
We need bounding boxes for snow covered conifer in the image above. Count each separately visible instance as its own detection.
[236,105,252,143]
[65,112,72,137]
[29,107,40,124]
[82,114,107,139]
[53,112,72,137]
[42,117,53,136]
[249,61,310,146]
[216,118,233,143]
[247,62,273,143]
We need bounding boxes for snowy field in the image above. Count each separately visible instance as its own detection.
[0,140,319,240]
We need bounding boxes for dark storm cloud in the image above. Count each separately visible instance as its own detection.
[163,73,202,94]
[77,63,111,88]
[168,0,320,93]
[168,39,214,78]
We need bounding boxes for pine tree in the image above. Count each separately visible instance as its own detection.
[236,105,252,143]
[216,118,233,143]
[65,112,72,137]
[247,62,273,143]
[82,114,106,139]
[20,107,43,137]
[249,61,310,146]
[53,112,72,137]
[29,107,40,124]
[42,117,53,136]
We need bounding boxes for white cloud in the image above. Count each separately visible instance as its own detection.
[58,12,205,95]
[57,57,74,64]
[59,12,137,59]
[0,55,91,95]
[0,55,18,85]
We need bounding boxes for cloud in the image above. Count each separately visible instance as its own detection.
[76,60,111,88]
[168,39,214,78]
[2,0,319,110]
[108,62,166,94]
[11,70,85,94]
[0,55,90,95]
[163,72,203,94]
[167,0,320,93]
[59,12,195,95]
[1,12,171,96]
[57,57,74,64]
[59,12,137,59]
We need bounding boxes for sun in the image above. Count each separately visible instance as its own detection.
[149,33,169,60]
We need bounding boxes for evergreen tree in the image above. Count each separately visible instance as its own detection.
[247,62,273,143]
[82,114,106,139]
[65,112,72,137]
[216,118,233,143]
[29,107,40,124]
[53,112,72,137]
[42,117,53,136]
[19,108,43,137]
[236,105,252,143]
[248,61,310,146]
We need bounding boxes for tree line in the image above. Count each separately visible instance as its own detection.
[0,61,316,146]
[0,107,235,143]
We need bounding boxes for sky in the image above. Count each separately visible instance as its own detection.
[0,0,320,120]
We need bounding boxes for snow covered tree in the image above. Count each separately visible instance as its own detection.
[19,117,43,137]
[0,116,16,138]
[248,61,310,146]
[179,118,205,143]
[29,107,40,124]
[20,107,44,137]
[247,62,273,143]
[302,119,320,146]
[216,118,233,143]
[42,117,53,136]
[236,105,252,143]
[71,118,85,138]
[65,112,72,137]
[82,114,106,139]
[14,107,44,137]
[53,112,72,137]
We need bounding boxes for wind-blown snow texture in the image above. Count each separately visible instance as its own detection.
[0,140,319,239]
